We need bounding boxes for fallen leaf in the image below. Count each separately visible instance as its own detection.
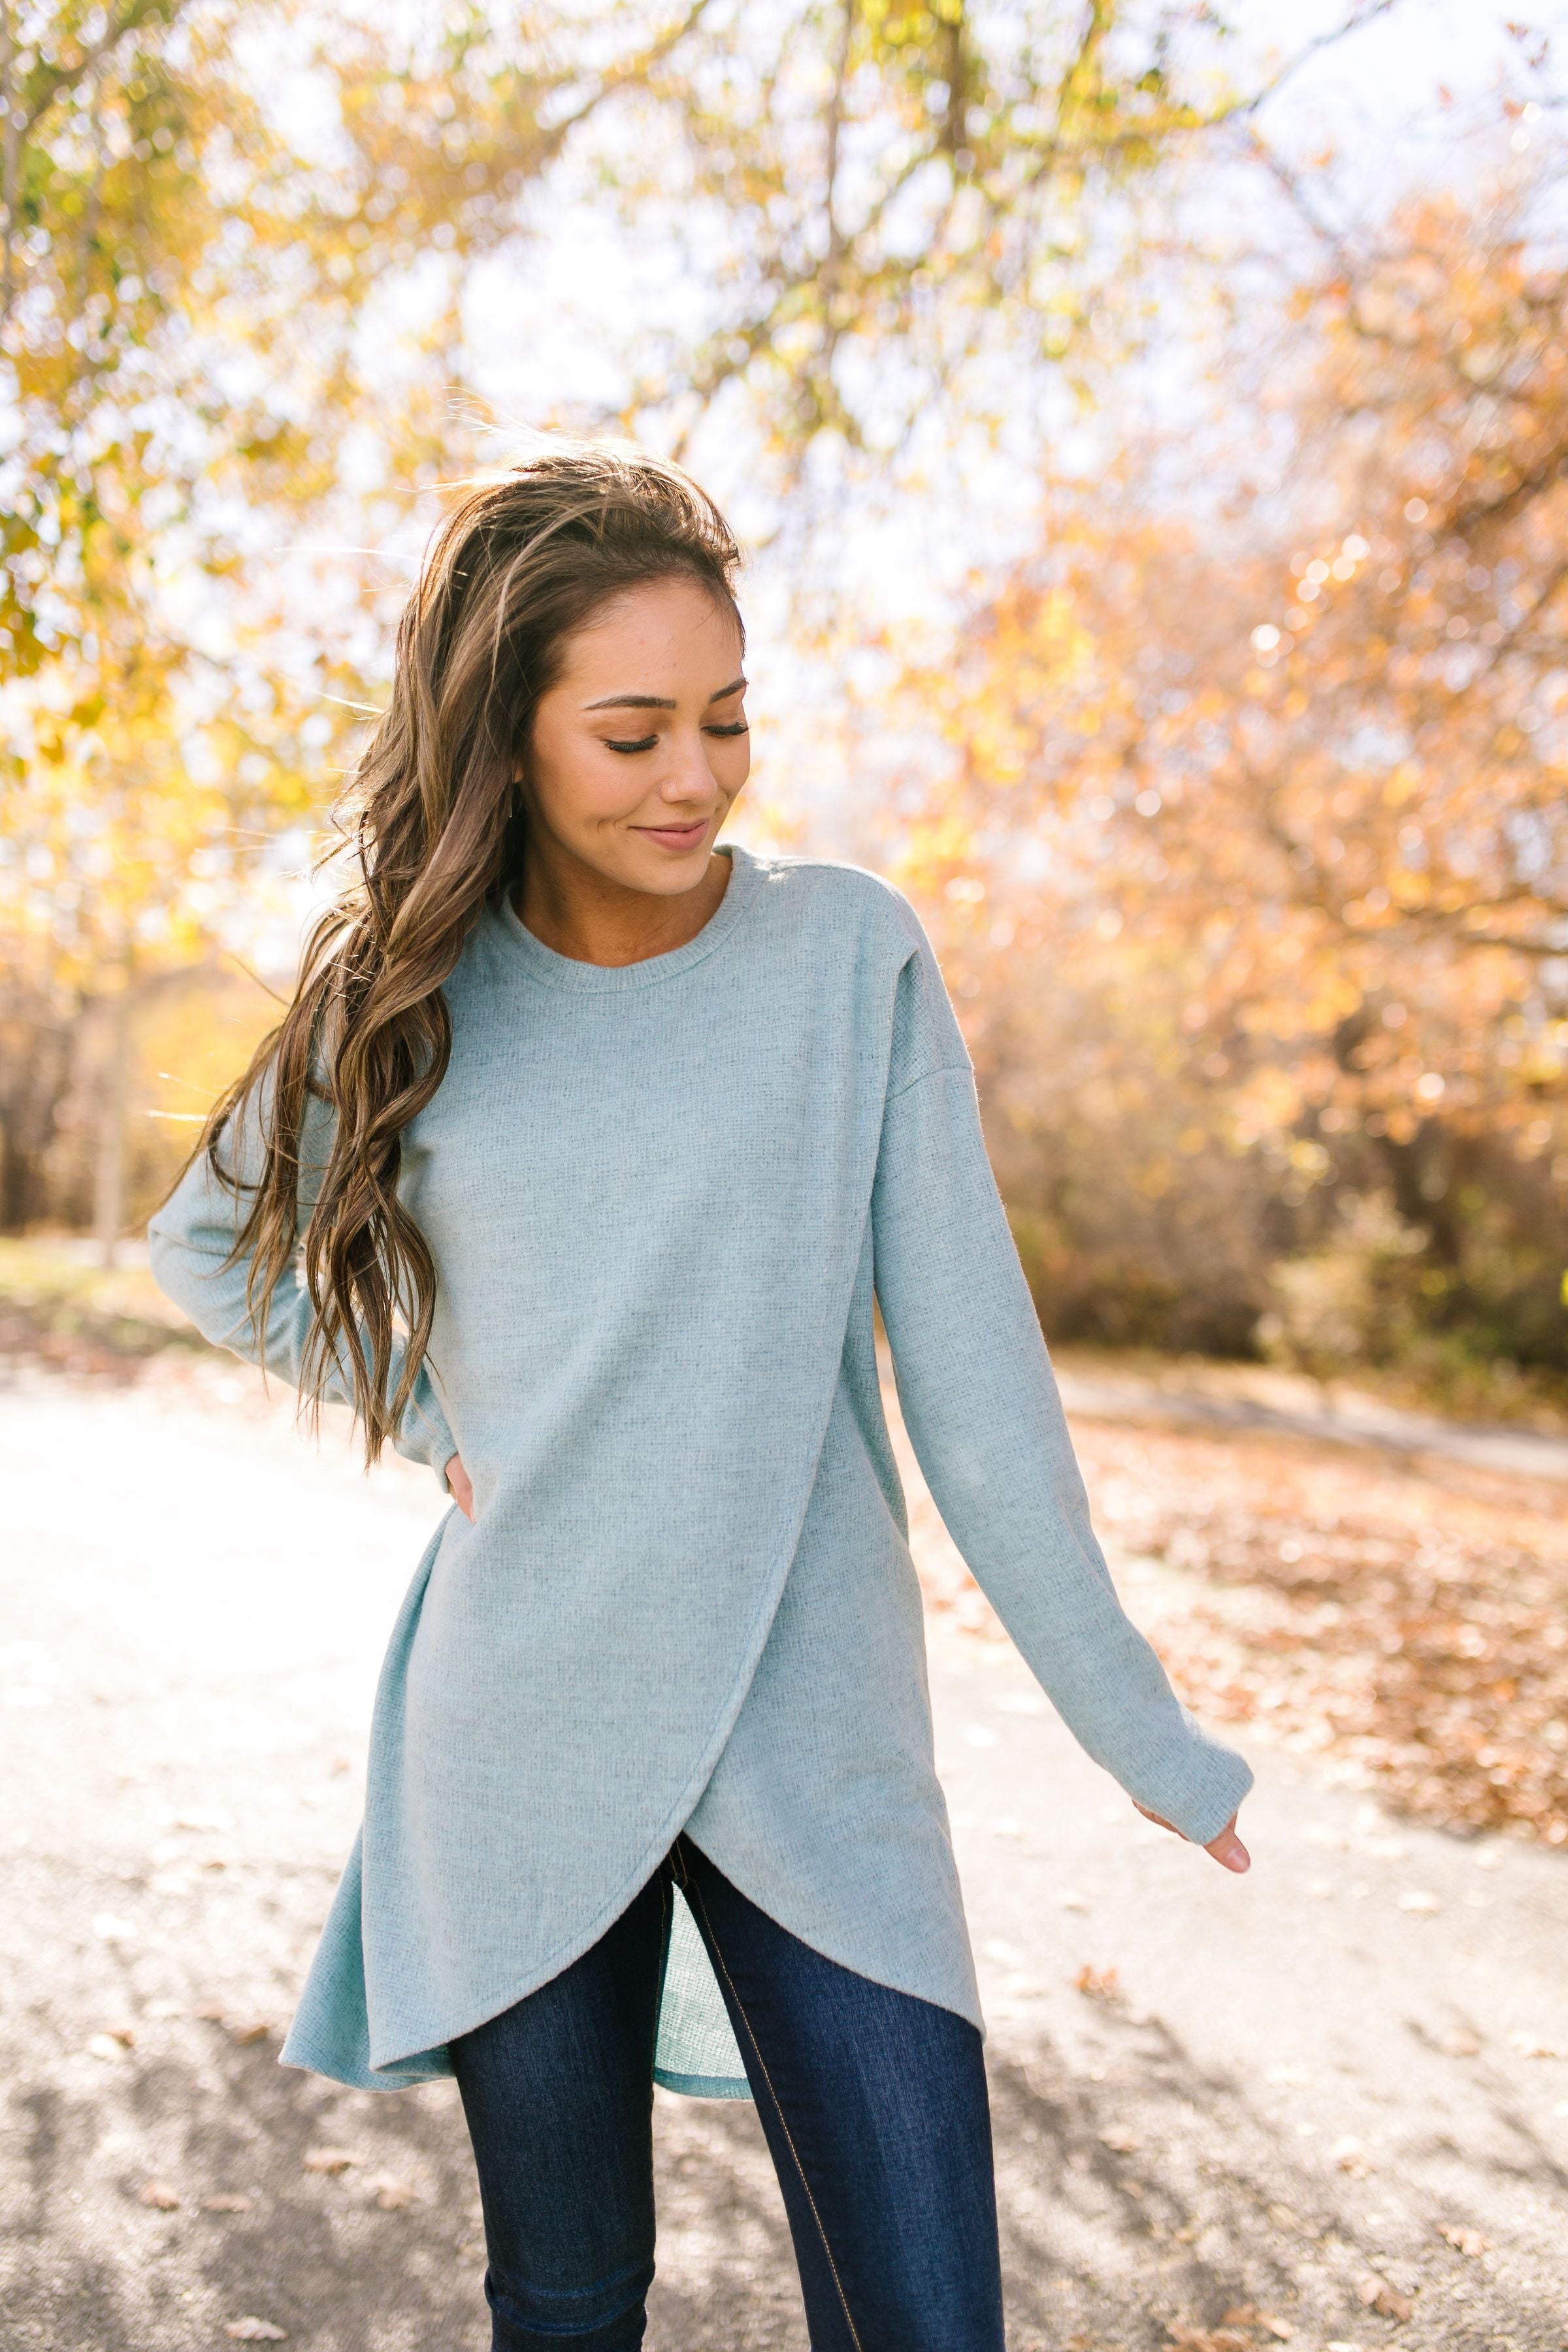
[1099,2129,1141,2154]
[228,2018,271,2046]
[86,2033,131,2062]
[1074,1963,1120,2001]
[138,2180,180,2210]
[1257,2318,1294,2342]
[1037,1418,1568,1851]
[203,2193,253,2213]
[302,2147,361,2174]
[1222,2310,1258,2327]
[1357,2276,1413,2321]
[1438,2223,1490,2256]
[225,2322,288,2342]
[367,2172,416,2210]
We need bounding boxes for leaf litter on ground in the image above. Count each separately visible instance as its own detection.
[913,1411,1568,1846]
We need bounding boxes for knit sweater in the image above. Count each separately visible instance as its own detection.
[148,844,1252,2099]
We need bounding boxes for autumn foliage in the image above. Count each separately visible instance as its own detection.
[1,5,1563,1404]
[891,193,1568,1390]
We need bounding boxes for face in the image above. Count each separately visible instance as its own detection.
[520,576,749,898]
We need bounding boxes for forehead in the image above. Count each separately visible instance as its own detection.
[559,578,742,681]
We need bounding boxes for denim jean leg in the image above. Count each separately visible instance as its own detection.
[449,1870,668,2352]
[482,2254,655,2352]
[676,1836,1006,2352]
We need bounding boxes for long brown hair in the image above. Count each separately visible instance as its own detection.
[197,441,743,1463]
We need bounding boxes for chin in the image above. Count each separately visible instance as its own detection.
[651,857,713,895]
[617,841,716,893]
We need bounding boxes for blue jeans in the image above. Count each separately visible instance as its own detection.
[449,1835,1005,2351]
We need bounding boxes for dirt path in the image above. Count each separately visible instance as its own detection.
[1051,1365,1568,1486]
[2,1364,1565,2351]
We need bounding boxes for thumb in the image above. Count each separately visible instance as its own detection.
[1205,1817,1251,1873]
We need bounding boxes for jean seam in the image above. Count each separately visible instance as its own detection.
[679,1857,865,2352]
[490,2250,651,2302]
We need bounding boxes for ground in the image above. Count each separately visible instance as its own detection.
[2,1324,1566,2352]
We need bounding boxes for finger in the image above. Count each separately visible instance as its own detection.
[1205,1823,1251,1873]
[1134,1803,1182,1837]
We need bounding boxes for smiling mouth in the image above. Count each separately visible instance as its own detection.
[631,817,711,845]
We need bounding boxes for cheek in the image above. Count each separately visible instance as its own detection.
[529,723,640,828]
[715,736,751,791]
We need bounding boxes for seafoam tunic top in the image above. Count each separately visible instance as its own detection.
[148,845,1252,2100]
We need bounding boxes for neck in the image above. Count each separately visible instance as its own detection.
[515,841,733,968]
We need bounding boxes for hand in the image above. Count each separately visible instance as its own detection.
[1135,1802,1250,1873]
[444,1454,475,1521]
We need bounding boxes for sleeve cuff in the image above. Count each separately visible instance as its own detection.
[1140,1732,1254,1846]
[392,1370,457,1489]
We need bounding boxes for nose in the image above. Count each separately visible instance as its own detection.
[658,726,721,805]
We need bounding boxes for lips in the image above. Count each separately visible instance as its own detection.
[632,819,710,849]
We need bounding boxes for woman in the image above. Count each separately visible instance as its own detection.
[150,442,1252,2352]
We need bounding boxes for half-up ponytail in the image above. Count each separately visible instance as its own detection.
[191,440,742,1463]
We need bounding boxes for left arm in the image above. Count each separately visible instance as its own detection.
[872,960,1253,1860]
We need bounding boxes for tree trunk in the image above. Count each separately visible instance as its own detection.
[93,982,131,1268]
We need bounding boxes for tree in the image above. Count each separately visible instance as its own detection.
[0,0,1413,1243]
[886,184,1568,1376]
[0,0,702,1237]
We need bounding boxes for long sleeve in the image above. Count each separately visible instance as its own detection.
[872,948,1252,1844]
[147,1073,457,1487]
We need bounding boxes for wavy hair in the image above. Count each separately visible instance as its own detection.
[192,442,742,1463]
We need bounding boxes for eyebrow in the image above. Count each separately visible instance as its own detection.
[583,676,747,712]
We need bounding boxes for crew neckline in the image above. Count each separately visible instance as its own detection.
[491,841,765,994]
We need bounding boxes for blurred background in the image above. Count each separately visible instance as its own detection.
[5,0,1568,1424]
[6,13,1568,2345]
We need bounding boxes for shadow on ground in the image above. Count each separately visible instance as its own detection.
[3,1976,1560,2351]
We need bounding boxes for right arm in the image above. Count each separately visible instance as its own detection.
[148,1072,458,1490]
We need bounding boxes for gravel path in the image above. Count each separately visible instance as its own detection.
[2,1366,1565,2351]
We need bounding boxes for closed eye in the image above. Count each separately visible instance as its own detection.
[605,734,659,754]
[705,721,749,738]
